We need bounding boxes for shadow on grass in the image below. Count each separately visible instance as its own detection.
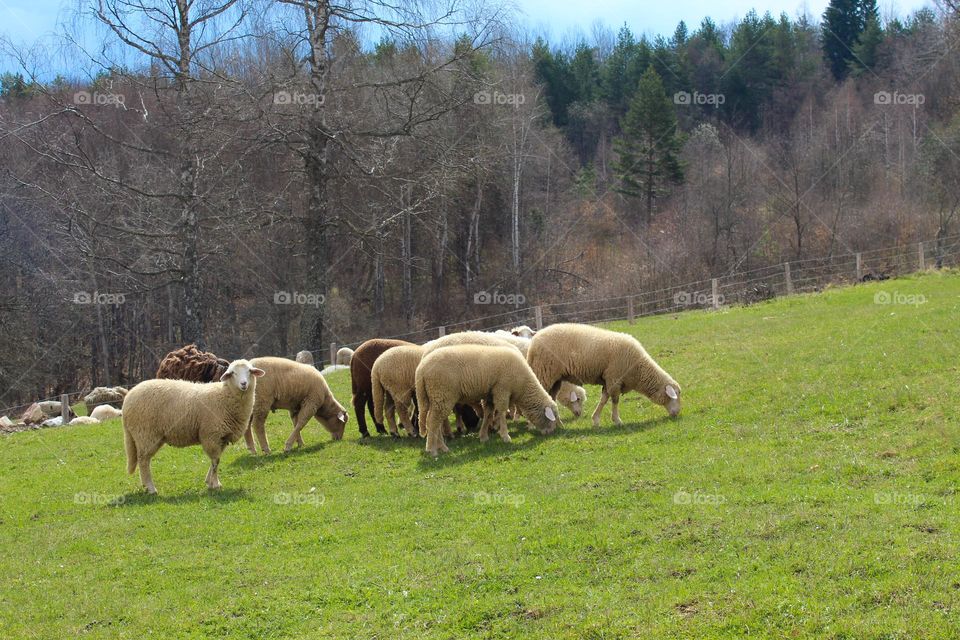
[227,440,331,469]
[413,413,677,469]
[117,487,247,506]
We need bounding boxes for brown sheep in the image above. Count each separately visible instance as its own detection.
[156,344,230,382]
[350,339,415,437]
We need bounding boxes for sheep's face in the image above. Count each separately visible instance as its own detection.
[527,402,561,434]
[659,383,681,417]
[559,387,584,417]
[318,407,349,440]
[220,360,266,393]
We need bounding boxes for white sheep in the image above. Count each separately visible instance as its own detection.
[295,350,315,366]
[122,359,265,494]
[371,344,424,437]
[70,416,100,425]
[246,356,348,454]
[91,405,122,422]
[415,344,560,456]
[336,347,354,366]
[527,323,681,426]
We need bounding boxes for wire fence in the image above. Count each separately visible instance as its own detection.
[3,234,960,420]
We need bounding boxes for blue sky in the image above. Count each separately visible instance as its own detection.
[0,0,934,68]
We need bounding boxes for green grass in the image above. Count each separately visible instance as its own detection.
[2,271,959,639]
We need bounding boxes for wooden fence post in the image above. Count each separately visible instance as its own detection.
[534,306,543,331]
[438,326,446,338]
[856,253,862,281]
[711,279,720,309]
[61,394,69,423]
[627,297,635,324]
[329,342,337,367]
[919,242,925,271]
[785,263,794,295]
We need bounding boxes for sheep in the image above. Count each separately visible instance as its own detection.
[527,323,681,427]
[91,404,123,422]
[510,325,536,338]
[336,347,354,366]
[83,386,127,415]
[371,345,424,437]
[245,356,349,454]
[295,350,315,366]
[320,364,349,375]
[416,344,560,456]
[122,359,265,494]
[70,416,100,425]
[350,339,415,437]
[474,331,590,418]
[156,344,230,382]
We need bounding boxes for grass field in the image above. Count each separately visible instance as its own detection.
[1,271,958,638]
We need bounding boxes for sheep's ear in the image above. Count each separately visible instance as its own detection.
[250,367,266,378]
[219,370,233,382]
[338,411,348,423]
[544,406,556,422]
[665,385,678,400]
[569,390,578,402]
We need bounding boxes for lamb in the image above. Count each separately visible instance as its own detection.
[156,344,230,382]
[70,416,100,425]
[350,339,415,437]
[245,356,349,454]
[510,325,536,338]
[91,404,123,422]
[336,347,354,366]
[295,350,315,365]
[371,345,424,437]
[527,323,681,426]
[416,345,560,456]
[122,359,264,494]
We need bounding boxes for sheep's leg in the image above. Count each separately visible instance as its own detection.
[478,407,496,442]
[369,394,387,435]
[137,438,163,495]
[284,405,317,453]
[492,392,512,443]
[243,425,256,455]
[253,416,271,455]
[592,389,610,428]
[609,385,623,426]
[202,441,223,490]
[384,394,400,437]
[354,393,371,438]
[425,408,448,456]
[396,399,416,437]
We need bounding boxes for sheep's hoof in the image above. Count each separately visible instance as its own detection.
[207,482,222,491]
[500,433,512,443]
[591,419,601,428]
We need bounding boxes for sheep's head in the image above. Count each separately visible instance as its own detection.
[527,402,561,434]
[653,382,682,417]
[559,386,586,417]
[219,359,265,393]
[317,404,349,440]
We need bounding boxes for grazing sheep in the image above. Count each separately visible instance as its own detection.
[336,347,354,366]
[83,386,127,415]
[527,323,681,426]
[350,339,415,437]
[320,364,349,375]
[91,405,123,422]
[122,359,265,494]
[156,344,230,382]
[371,345,424,437]
[415,345,560,456]
[70,416,100,425]
[295,350,315,366]
[245,356,349,454]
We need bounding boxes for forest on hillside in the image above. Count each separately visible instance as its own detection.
[1,0,958,405]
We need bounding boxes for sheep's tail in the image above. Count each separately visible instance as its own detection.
[124,425,138,474]
[415,374,429,426]
[371,372,386,424]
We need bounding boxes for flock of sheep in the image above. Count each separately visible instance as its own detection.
[122,323,682,494]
